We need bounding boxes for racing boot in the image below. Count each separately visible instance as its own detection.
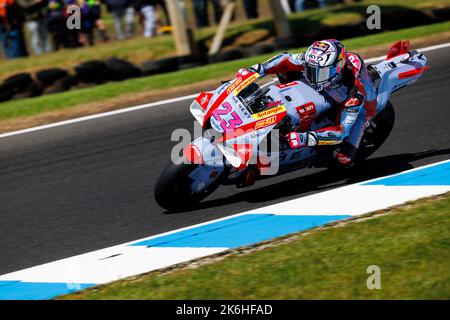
[235,165,258,188]
[333,142,357,168]
[235,155,271,188]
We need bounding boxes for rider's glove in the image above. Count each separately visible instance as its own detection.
[286,131,318,149]
[236,64,264,78]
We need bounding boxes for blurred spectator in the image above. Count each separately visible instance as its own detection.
[294,0,325,12]
[155,0,169,26]
[78,0,109,45]
[63,0,81,47]
[135,0,156,37]
[17,0,50,55]
[0,0,28,58]
[47,0,70,50]
[192,0,222,28]
[104,0,135,40]
[243,0,258,19]
[90,0,110,42]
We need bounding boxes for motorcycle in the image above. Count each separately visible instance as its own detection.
[155,41,428,211]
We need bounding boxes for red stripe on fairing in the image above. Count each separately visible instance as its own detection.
[398,66,429,79]
[183,144,203,164]
[202,72,256,127]
[233,143,254,169]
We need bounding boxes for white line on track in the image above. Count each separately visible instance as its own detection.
[0,42,449,140]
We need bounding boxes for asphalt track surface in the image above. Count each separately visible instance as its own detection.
[1,47,449,275]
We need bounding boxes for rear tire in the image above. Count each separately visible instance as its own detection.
[356,101,395,162]
[323,101,395,170]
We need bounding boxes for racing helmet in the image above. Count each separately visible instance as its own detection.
[304,39,347,90]
[238,83,267,114]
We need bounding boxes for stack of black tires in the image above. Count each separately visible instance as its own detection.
[0,42,280,104]
[0,57,143,103]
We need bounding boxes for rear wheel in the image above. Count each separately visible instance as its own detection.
[323,101,395,169]
[154,163,225,211]
[356,101,395,162]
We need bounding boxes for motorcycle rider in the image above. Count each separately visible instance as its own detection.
[238,39,378,166]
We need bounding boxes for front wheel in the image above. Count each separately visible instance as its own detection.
[154,163,225,211]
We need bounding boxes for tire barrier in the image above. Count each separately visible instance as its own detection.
[239,44,275,58]
[0,84,14,102]
[105,58,142,81]
[3,73,33,94]
[36,68,69,87]
[141,56,180,76]
[74,60,109,84]
[209,49,243,64]
[0,41,286,104]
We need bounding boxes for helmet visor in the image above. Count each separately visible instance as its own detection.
[305,64,338,84]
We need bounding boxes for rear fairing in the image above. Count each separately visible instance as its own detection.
[372,50,428,110]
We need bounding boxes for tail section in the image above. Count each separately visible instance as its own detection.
[373,42,428,111]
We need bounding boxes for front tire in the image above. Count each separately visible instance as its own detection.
[154,163,224,211]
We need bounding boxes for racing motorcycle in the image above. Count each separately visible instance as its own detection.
[155,41,428,210]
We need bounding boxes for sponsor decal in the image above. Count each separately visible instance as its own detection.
[296,102,316,115]
[231,96,252,118]
[347,107,359,113]
[238,105,252,118]
[317,136,338,142]
[255,115,277,130]
[344,97,361,107]
[195,92,213,110]
[277,82,298,89]
[306,53,319,64]
[233,73,260,95]
[344,112,358,125]
[317,140,337,145]
[220,107,286,142]
[252,105,286,120]
[313,41,330,51]
[226,77,243,95]
[347,53,361,70]
[267,100,282,108]
[296,102,317,131]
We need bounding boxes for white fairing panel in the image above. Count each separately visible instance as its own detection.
[190,100,206,125]
[373,52,428,110]
[268,81,332,129]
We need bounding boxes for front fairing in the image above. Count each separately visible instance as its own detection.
[190,75,330,169]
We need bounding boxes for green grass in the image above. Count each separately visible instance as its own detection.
[61,194,450,300]
[0,20,449,123]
